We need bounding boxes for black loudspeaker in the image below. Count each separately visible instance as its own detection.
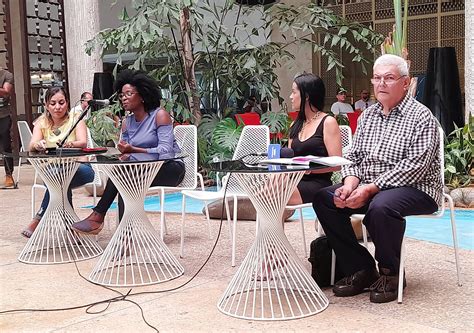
[414,74,426,103]
[92,72,114,100]
[423,47,464,134]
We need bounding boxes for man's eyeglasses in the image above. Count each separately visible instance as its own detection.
[118,91,138,99]
[371,75,406,85]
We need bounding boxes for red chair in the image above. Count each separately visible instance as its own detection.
[347,112,361,134]
[288,111,298,121]
[270,132,284,141]
[236,112,261,126]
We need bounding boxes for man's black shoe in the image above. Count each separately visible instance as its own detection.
[369,268,407,303]
[333,268,379,297]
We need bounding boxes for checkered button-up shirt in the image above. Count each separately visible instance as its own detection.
[342,93,443,206]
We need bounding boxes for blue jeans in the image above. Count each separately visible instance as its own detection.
[35,164,95,219]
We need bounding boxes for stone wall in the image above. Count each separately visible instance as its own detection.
[63,0,102,105]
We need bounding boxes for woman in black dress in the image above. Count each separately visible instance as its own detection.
[287,73,342,205]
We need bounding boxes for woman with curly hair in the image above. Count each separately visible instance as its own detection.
[71,70,185,235]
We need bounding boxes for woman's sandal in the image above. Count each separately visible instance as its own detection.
[21,219,40,239]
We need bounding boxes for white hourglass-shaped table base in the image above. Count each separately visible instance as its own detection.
[88,162,184,287]
[217,171,329,320]
[18,157,103,264]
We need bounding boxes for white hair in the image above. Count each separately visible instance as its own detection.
[374,54,409,76]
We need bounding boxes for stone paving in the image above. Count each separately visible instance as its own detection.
[0,165,473,332]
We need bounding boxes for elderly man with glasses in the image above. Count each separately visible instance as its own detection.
[313,54,442,303]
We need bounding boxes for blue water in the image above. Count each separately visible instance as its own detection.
[292,206,473,250]
[90,189,474,250]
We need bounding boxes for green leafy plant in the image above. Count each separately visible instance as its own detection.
[86,103,121,146]
[381,0,408,58]
[198,113,242,166]
[86,0,383,124]
[444,116,473,189]
[260,110,291,145]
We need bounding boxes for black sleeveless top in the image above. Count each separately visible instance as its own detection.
[291,115,332,181]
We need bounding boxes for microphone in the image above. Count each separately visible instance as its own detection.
[57,105,91,147]
[88,99,110,106]
[280,147,294,158]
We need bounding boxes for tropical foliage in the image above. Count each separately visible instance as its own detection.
[381,0,408,58]
[86,103,121,146]
[444,116,473,189]
[85,0,384,177]
[86,0,383,125]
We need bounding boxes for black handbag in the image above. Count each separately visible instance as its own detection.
[307,236,343,287]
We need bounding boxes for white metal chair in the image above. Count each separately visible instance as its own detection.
[16,121,48,218]
[354,126,462,303]
[339,125,352,154]
[146,125,205,239]
[285,124,353,257]
[16,121,32,186]
[85,128,104,206]
[181,125,270,266]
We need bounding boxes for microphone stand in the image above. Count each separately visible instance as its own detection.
[57,105,91,148]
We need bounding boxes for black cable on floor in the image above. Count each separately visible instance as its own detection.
[1,172,231,333]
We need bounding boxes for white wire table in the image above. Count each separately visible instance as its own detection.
[18,153,103,264]
[211,160,330,320]
[85,153,184,287]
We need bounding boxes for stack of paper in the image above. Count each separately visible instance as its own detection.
[260,155,352,167]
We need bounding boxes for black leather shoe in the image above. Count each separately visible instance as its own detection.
[369,268,407,303]
[333,268,379,297]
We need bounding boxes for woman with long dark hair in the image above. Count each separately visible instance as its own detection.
[287,73,342,205]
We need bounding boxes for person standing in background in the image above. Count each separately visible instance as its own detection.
[0,67,15,188]
[243,95,262,115]
[71,91,93,120]
[354,89,375,112]
[331,88,354,116]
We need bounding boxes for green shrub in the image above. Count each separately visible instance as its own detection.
[444,116,473,189]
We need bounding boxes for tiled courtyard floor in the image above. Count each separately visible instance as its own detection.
[1,165,473,332]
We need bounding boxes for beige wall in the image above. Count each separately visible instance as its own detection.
[271,0,313,113]
[64,0,103,105]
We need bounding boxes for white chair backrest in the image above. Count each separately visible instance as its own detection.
[17,121,32,152]
[225,125,270,194]
[86,128,95,148]
[174,125,198,189]
[438,127,445,186]
[339,125,352,154]
[437,126,446,214]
